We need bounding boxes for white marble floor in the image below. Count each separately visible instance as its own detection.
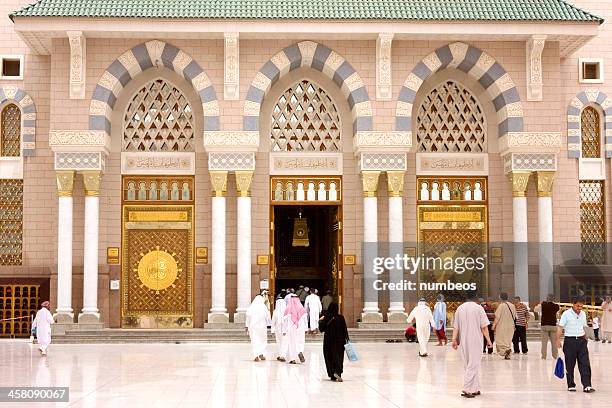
[0,340,609,408]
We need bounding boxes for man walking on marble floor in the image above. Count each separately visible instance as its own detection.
[433,294,447,346]
[452,291,492,399]
[557,296,595,393]
[407,298,436,357]
[32,300,53,356]
[540,293,560,359]
[493,292,516,360]
[305,289,322,334]
[512,296,529,354]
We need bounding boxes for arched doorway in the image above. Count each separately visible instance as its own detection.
[120,78,196,328]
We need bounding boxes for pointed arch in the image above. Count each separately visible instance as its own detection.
[396,42,523,140]
[0,85,36,156]
[89,40,219,135]
[567,89,612,158]
[244,41,373,133]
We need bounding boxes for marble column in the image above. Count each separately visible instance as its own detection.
[386,171,407,322]
[55,171,75,322]
[508,171,531,302]
[79,171,101,323]
[208,171,229,323]
[361,171,383,323]
[537,171,555,302]
[233,171,253,324]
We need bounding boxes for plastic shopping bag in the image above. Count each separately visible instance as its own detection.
[554,357,565,379]
[344,341,359,362]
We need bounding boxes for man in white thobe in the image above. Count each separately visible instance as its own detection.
[304,290,322,334]
[32,301,53,356]
[407,299,436,357]
[271,298,288,361]
[284,295,307,363]
[245,295,271,361]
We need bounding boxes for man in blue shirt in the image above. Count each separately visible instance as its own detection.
[556,296,595,393]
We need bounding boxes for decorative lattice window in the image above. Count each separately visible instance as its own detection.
[580,180,606,265]
[123,79,194,152]
[416,80,486,153]
[0,179,23,265]
[581,106,601,158]
[1,104,21,157]
[270,79,341,152]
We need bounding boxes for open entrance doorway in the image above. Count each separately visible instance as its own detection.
[271,205,341,305]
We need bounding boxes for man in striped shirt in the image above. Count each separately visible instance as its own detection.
[512,296,529,354]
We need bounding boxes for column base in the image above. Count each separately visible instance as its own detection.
[207,312,230,324]
[387,311,408,323]
[233,311,246,324]
[54,312,74,323]
[360,312,383,323]
[78,312,100,324]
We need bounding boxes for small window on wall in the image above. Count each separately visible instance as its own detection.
[579,180,606,265]
[0,55,24,80]
[579,58,604,84]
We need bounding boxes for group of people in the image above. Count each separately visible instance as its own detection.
[245,289,349,382]
[276,286,333,334]
[402,292,607,398]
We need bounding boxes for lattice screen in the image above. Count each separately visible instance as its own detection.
[416,80,486,153]
[579,180,606,265]
[271,79,341,152]
[581,106,601,158]
[123,79,194,152]
[0,180,23,265]
[1,104,21,157]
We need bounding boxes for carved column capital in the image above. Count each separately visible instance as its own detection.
[376,33,394,100]
[224,32,239,101]
[67,31,86,99]
[81,170,102,197]
[56,170,75,197]
[210,171,228,197]
[536,171,555,197]
[361,171,381,198]
[507,171,531,197]
[235,171,254,197]
[387,171,405,197]
[526,35,546,101]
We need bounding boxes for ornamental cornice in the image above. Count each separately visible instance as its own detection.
[48,130,110,154]
[203,131,259,152]
[499,132,561,155]
[354,131,412,154]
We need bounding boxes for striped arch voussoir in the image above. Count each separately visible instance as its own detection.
[243,41,373,133]
[88,40,220,135]
[395,42,523,139]
[0,85,37,156]
[567,89,612,159]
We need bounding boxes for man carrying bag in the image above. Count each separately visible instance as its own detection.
[556,296,595,393]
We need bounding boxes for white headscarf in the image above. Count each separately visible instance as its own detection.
[246,295,270,328]
[274,298,286,314]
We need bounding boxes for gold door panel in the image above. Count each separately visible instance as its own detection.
[417,204,488,305]
[121,205,194,328]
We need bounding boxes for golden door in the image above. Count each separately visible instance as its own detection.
[121,176,194,328]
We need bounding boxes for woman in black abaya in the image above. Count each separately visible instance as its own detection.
[319,302,349,382]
